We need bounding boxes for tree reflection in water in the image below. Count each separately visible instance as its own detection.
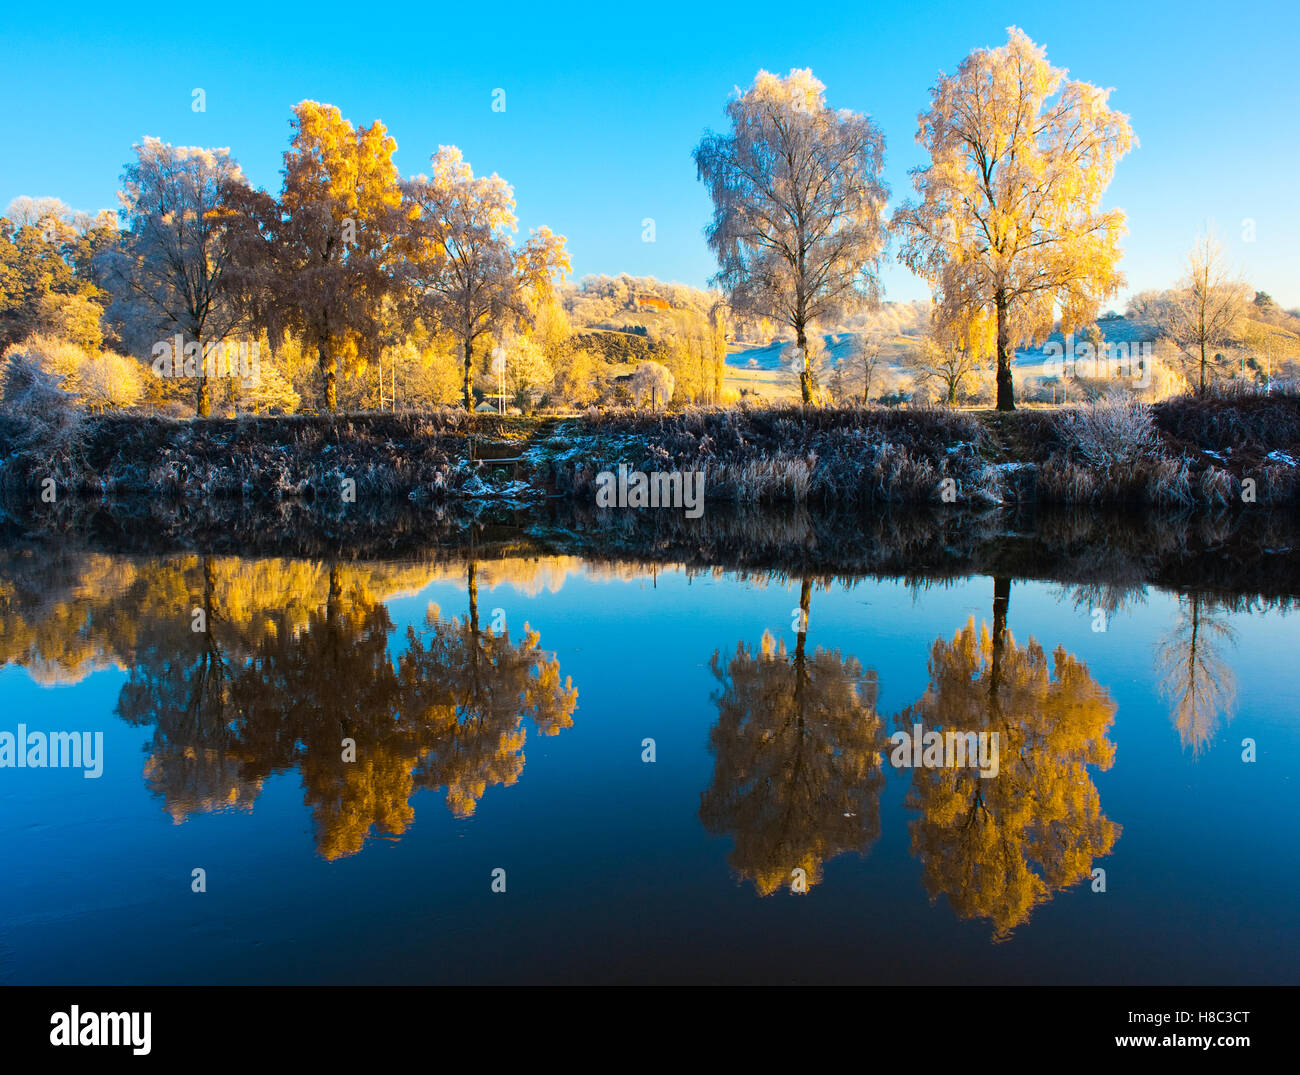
[896,577,1121,940]
[701,576,888,895]
[111,556,576,859]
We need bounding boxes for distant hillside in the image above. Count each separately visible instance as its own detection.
[570,330,662,365]
[562,274,721,334]
[563,278,936,348]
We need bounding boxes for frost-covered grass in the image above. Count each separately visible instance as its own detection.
[1056,395,1158,468]
[1,395,1297,510]
[559,403,996,505]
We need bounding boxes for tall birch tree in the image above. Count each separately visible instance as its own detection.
[101,139,248,417]
[694,69,889,403]
[401,147,568,411]
[894,28,1134,411]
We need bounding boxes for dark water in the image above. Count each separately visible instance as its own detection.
[1,520,1297,984]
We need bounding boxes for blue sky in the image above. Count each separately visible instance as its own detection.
[3,0,1297,306]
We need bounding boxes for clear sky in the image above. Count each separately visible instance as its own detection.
[3,0,1297,306]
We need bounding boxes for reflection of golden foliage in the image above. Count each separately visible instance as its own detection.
[0,550,438,683]
[143,746,263,824]
[701,621,886,897]
[0,550,137,682]
[0,551,576,859]
[898,618,1120,941]
[401,599,577,822]
[307,750,417,862]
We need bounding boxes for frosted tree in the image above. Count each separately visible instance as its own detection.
[402,148,569,411]
[780,337,833,402]
[894,28,1135,410]
[845,332,884,404]
[5,196,74,228]
[632,360,674,410]
[1161,232,1250,395]
[1156,592,1237,756]
[908,334,984,406]
[100,139,250,416]
[694,69,889,403]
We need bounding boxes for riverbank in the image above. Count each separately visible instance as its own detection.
[1,396,1297,511]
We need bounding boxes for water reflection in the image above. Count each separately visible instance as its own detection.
[700,577,887,895]
[896,578,1120,940]
[1,552,576,860]
[1155,592,1238,757]
[696,572,1123,935]
[0,535,1271,917]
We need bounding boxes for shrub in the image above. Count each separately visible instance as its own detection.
[1056,395,1158,468]
[2,334,144,412]
[0,351,81,441]
[1155,390,1300,448]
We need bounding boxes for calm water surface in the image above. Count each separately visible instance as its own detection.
[1,541,1296,984]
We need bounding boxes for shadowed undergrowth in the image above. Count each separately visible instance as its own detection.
[1,397,1297,510]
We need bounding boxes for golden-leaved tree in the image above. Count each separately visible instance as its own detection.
[894,28,1135,410]
[401,148,569,410]
[97,554,576,860]
[399,561,577,817]
[265,101,403,413]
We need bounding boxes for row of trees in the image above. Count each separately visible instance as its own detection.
[695,27,1135,410]
[909,233,1295,406]
[6,29,1287,417]
[0,178,739,417]
[780,231,1296,408]
[3,102,572,417]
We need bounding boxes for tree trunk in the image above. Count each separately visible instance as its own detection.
[796,325,813,404]
[319,343,337,414]
[468,560,479,635]
[794,575,811,700]
[327,563,342,622]
[197,371,211,418]
[195,337,211,417]
[463,337,474,412]
[1199,339,1207,397]
[995,290,1015,411]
